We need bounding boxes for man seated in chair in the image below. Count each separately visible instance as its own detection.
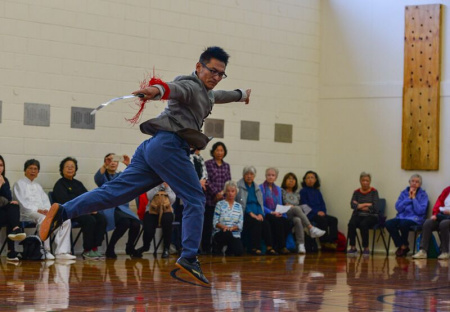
[13,159,75,260]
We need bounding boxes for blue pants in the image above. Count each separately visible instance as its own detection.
[61,131,205,258]
[385,218,417,248]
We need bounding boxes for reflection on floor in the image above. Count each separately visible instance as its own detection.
[1,252,450,311]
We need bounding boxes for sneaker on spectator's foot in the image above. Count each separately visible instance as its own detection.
[56,253,76,260]
[412,249,427,259]
[298,244,306,254]
[438,252,449,260]
[363,249,370,256]
[43,251,55,260]
[176,257,209,285]
[347,248,358,255]
[280,247,290,255]
[7,251,19,261]
[8,228,26,242]
[82,250,99,260]
[309,227,326,238]
[39,203,64,241]
[161,248,170,258]
[92,250,105,259]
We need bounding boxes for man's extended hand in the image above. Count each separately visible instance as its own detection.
[245,89,251,104]
[132,86,160,101]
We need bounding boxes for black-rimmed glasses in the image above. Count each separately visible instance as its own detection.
[200,62,227,79]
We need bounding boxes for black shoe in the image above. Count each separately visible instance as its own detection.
[402,247,410,257]
[105,249,117,259]
[134,246,146,258]
[126,245,136,257]
[8,228,26,242]
[161,249,169,258]
[175,257,210,285]
[39,203,64,241]
[7,251,19,261]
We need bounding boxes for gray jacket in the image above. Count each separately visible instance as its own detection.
[140,72,246,149]
[236,178,264,215]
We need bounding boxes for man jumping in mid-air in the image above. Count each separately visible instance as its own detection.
[39,46,251,285]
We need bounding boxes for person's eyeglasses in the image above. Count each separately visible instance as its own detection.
[200,62,227,79]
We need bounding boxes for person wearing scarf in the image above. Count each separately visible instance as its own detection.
[260,167,291,254]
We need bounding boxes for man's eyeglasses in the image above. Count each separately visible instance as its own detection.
[200,62,227,79]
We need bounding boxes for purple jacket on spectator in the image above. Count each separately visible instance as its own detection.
[205,159,231,207]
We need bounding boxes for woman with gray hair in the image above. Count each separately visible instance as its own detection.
[386,174,428,257]
[347,172,380,255]
[236,166,277,255]
[212,180,244,256]
[259,167,291,254]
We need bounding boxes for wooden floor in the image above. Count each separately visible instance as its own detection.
[1,252,450,311]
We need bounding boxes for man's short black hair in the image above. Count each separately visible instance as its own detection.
[199,46,230,66]
[24,159,40,171]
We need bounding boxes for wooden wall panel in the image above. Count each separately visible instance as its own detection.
[402,4,442,170]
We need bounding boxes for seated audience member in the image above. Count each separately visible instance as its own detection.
[13,159,75,260]
[0,155,26,261]
[53,157,107,260]
[300,171,338,249]
[236,166,277,255]
[260,167,291,255]
[281,172,325,254]
[95,153,140,259]
[212,180,244,256]
[386,174,428,257]
[190,149,208,191]
[413,185,450,260]
[204,142,231,254]
[347,172,379,255]
[135,182,175,258]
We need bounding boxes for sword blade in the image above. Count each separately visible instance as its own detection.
[90,95,140,115]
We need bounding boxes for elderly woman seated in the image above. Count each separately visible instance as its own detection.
[212,180,244,256]
[13,159,75,260]
[347,172,380,255]
[259,167,292,255]
[53,157,107,260]
[236,166,277,255]
[0,155,26,261]
[413,185,450,260]
[386,174,428,257]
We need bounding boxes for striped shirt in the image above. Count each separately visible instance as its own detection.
[190,153,208,180]
[213,200,244,238]
[350,187,379,217]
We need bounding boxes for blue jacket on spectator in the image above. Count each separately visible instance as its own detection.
[394,187,428,224]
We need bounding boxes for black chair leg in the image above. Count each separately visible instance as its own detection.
[71,230,82,255]
[0,230,7,255]
[134,228,143,248]
[356,233,362,253]
[377,230,388,256]
[387,234,391,257]
[372,229,376,256]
